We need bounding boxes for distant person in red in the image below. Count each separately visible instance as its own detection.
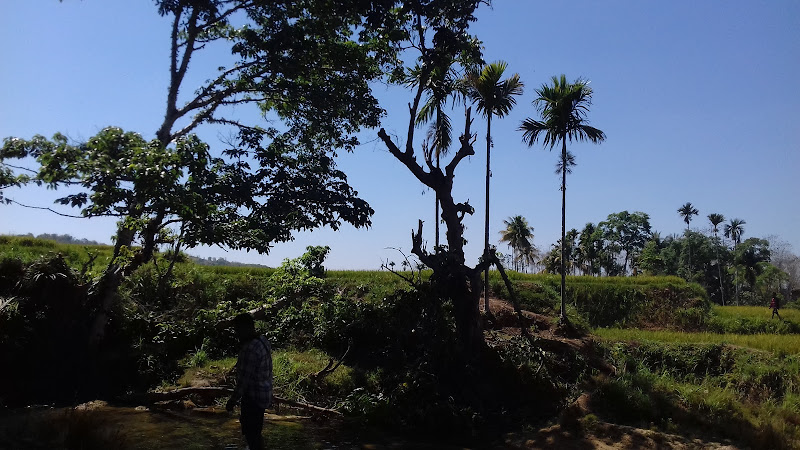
[226,313,273,450]
[770,297,781,320]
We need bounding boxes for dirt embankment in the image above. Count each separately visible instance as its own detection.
[485,297,741,450]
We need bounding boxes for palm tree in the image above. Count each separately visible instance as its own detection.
[677,202,699,275]
[518,245,540,273]
[724,218,746,304]
[678,202,699,232]
[499,215,535,272]
[415,64,466,247]
[708,213,726,305]
[466,61,523,313]
[520,75,606,322]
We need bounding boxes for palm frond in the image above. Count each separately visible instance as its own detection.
[466,61,523,118]
[555,151,576,175]
[521,74,605,152]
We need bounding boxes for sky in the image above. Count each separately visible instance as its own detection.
[1,1,798,269]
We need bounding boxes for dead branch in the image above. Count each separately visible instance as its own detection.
[310,340,351,382]
[79,251,99,278]
[381,248,424,288]
[489,250,533,342]
[142,387,342,416]
[444,107,475,178]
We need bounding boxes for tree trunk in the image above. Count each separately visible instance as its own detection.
[483,114,492,314]
[714,233,725,306]
[435,153,440,248]
[560,139,567,321]
[88,224,135,346]
[379,106,485,353]
[686,224,692,277]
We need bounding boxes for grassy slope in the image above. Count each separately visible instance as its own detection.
[593,305,800,448]
[0,235,115,275]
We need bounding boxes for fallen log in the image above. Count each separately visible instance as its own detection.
[144,387,343,416]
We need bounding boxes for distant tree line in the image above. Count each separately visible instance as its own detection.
[187,255,270,269]
[499,206,799,306]
[12,233,105,246]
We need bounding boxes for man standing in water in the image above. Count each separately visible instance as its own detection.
[227,313,273,450]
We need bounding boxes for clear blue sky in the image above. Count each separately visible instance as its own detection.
[1,1,798,269]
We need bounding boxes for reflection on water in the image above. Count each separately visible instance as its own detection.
[0,405,480,449]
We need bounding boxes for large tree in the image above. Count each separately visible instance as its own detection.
[0,0,423,345]
[577,222,602,276]
[465,61,523,314]
[520,75,606,322]
[597,211,652,275]
[377,1,500,352]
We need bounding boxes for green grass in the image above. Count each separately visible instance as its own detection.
[595,328,800,354]
[594,338,800,448]
[174,348,357,403]
[713,305,800,322]
[705,305,800,335]
[0,235,115,275]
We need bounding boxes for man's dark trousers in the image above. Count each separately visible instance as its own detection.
[240,398,265,450]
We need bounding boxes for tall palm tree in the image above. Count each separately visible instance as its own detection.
[678,202,699,232]
[677,202,699,275]
[724,218,746,304]
[518,245,540,273]
[499,215,535,272]
[415,63,466,247]
[466,61,523,313]
[708,213,726,305]
[520,75,606,322]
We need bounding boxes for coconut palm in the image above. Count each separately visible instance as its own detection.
[725,218,746,304]
[518,244,540,273]
[708,213,726,305]
[520,75,606,322]
[466,61,523,313]
[415,63,466,247]
[499,215,535,272]
[678,202,699,275]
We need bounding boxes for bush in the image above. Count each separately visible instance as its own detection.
[0,254,95,405]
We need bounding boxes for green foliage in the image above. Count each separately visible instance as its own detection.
[595,340,800,448]
[272,349,355,405]
[0,253,99,405]
[596,328,800,355]
[0,235,113,277]
[493,273,709,329]
[706,305,800,334]
[596,211,652,274]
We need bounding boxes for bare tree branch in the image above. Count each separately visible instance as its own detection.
[445,107,476,178]
[9,200,89,218]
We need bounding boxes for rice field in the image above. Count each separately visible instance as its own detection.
[712,304,800,322]
[594,327,800,354]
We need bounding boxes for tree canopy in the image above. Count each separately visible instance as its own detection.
[0,0,487,345]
